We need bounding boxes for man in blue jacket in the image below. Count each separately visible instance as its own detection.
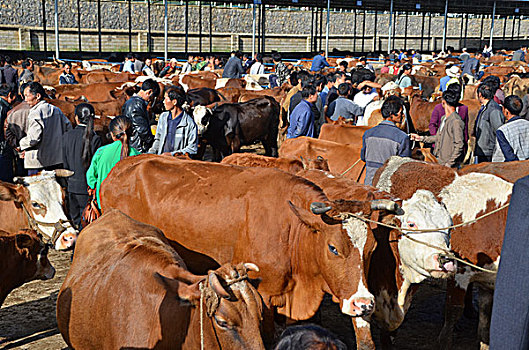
[311,51,330,72]
[361,96,411,185]
[287,85,318,139]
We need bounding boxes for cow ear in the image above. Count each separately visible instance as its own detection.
[0,182,22,202]
[154,272,201,302]
[15,233,34,250]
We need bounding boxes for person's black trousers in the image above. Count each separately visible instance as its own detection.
[68,192,89,230]
[490,175,529,350]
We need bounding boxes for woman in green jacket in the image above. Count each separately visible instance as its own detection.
[86,116,140,208]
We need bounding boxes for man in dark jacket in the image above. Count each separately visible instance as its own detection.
[222,51,245,79]
[2,56,18,90]
[287,85,317,139]
[490,174,529,350]
[0,84,17,182]
[474,83,505,163]
[121,78,160,153]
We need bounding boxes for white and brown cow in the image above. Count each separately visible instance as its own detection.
[373,156,512,350]
[0,171,78,250]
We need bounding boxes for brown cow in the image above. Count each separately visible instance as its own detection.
[57,210,264,350]
[0,172,78,250]
[279,137,365,182]
[99,155,408,349]
[52,82,131,102]
[1,229,55,306]
[319,124,370,145]
[220,153,329,174]
[297,169,454,348]
[459,159,529,183]
[372,156,513,349]
[178,75,216,91]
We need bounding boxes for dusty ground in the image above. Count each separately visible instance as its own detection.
[0,145,480,350]
[0,249,480,350]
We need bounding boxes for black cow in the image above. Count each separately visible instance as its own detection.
[186,87,226,107]
[193,96,279,161]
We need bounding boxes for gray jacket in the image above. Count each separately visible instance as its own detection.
[19,100,72,169]
[423,111,465,167]
[222,57,244,79]
[148,111,198,155]
[474,100,505,157]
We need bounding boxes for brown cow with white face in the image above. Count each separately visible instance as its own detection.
[0,171,78,250]
[1,229,55,306]
[57,210,264,350]
[99,155,408,349]
[373,156,513,350]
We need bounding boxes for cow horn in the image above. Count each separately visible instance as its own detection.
[243,263,259,272]
[310,202,332,215]
[208,272,230,299]
[54,169,75,177]
[370,199,404,215]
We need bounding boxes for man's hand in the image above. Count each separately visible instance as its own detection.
[409,133,424,141]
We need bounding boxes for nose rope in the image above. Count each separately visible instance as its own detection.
[333,205,508,275]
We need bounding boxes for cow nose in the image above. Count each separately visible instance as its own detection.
[354,298,375,315]
[433,254,456,273]
[57,232,77,250]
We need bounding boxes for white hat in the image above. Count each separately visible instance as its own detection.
[356,61,364,67]
[381,81,400,92]
[446,65,461,78]
[170,58,177,64]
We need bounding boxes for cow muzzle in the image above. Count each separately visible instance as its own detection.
[342,296,375,317]
[428,253,456,278]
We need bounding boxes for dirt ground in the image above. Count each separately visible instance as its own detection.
[0,250,481,350]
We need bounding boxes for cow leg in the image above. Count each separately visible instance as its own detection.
[261,306,277,347]
[438,278,466,350]
[477,286,493,350]
[352,317,376,350]
[463,282,476,318]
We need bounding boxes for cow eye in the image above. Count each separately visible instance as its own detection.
[328,244,339,256]
[407,222,416,228]
[214,315,232,330]
[31,202,41,209]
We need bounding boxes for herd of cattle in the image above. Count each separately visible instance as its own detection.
[1,53,528,349]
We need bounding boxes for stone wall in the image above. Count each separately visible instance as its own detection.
[1,1,528,52]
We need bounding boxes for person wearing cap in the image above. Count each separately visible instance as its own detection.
[439,64,454,92]
[159,58,179,78]
[460,48,470,62]
[445,66,464,96]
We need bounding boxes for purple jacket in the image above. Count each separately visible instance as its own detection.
[429,103,469,142]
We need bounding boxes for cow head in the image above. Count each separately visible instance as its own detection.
[0,171,78,250]
[156,262,264,349]
[15,229,56,282]
[192,105,212,135]
[289,198,402,319]
[394,190,455,282]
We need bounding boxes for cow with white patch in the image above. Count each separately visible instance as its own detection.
[372,156,512,350]
[297,169,455,348]
[0,171,78,250]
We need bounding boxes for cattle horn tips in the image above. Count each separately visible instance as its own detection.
[54,169,75,177]
[370,199,404,215]
[310,202,332,215]
[243,263,259,272]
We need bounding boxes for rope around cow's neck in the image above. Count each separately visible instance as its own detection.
[335,202,510,274]
[20,201,67,246]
